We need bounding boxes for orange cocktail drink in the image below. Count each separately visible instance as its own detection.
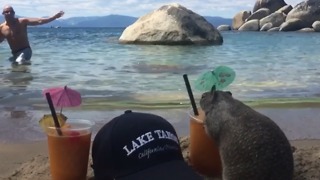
[188,109,222,178]
[47,119,93,180]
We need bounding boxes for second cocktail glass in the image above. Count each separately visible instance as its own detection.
[188,109,222,178]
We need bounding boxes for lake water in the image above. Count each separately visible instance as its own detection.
[1,28,320,142]
[1,28,320,111]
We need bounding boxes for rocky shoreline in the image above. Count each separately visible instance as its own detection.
[118,1,320,46]
[218,0,320,32]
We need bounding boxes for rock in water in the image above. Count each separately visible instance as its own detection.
[246,8,270,21]
[259,12,286,28]
[217,25,231,31]
[260,22,273,31]
[312,21,320,32]
[253,0,287,13]
[238,19,260,31]
[232,11,251,30]
[280,18,305,31]
[286,0,320,28]
[276,5,293,15]
[119,3,223,45]
[200,91,294,180]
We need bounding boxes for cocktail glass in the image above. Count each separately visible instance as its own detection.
[46,119,93,180]
[188,109,222,177]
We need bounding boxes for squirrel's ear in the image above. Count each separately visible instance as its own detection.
[211,91,218,103]
[226,91,232,96]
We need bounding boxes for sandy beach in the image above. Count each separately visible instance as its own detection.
[0,142,48,179]
[0,139,319,180]
[1,107,320,179]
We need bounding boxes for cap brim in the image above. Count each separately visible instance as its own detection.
[117,160,202,180]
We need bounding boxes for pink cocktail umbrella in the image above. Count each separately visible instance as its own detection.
[43,86,82,113]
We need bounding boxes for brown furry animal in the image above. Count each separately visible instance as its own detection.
[200,91,294,180]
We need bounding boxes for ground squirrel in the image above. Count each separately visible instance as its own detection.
[200,91,294,180]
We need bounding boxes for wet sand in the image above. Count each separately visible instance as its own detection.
[1,107,320,143]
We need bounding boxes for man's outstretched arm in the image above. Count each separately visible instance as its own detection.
[22,11,64,26]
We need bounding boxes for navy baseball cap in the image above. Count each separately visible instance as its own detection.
[92,110,201,180]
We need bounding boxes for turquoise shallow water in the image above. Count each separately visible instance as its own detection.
[1,28,320,143]
[1,28,320,110]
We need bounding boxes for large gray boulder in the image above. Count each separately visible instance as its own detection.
[286,0,320,28]
[232,11,251,30]
[119,3,223,45]
[280,18,305,31]
[253,0,287,13]
[217,25,231,31]
[260,12,286,28]
[312,21,320,32]
[246,8,270,21]
[276,5,293,15]
[238,19,260,31]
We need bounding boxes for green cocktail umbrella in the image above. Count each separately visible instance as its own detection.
[194,66,235,91]
[214,66,236,90]
[194,71,218,91]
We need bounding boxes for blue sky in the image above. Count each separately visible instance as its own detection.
[1,0,302,18]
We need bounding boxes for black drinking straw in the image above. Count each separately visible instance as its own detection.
[45,92,62,136]
[183,74,199,116]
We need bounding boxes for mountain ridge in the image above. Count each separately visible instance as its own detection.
[0,14,232,28]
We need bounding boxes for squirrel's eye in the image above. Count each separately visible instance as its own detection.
[201,93,207,99]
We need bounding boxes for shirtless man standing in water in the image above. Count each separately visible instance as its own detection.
[0,5,64,65]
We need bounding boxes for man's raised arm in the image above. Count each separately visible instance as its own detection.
[23,11,64,26]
